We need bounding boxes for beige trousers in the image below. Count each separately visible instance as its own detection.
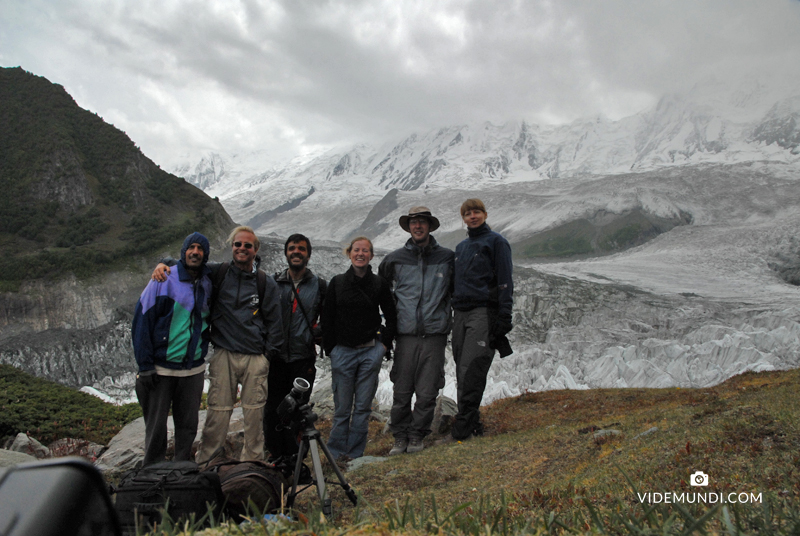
[195,348,269,462]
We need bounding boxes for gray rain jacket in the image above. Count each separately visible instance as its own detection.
[274,268,326,363]
[378,236,454,337]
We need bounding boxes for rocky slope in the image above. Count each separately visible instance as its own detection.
[0,67,234,387]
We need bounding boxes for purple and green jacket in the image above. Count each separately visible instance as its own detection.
[132,261,212,373]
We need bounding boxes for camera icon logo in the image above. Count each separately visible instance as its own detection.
[690,471,709,487]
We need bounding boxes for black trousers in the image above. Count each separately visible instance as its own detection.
[135,372,205,466]
[263,357,317,459]
[450,308,495,440]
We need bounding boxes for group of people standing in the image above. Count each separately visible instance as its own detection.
[131,198,513,467]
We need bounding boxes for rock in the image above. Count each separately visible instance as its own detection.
[593,429,622,439]
[95,408,246,474]
[309,381,335,420]
[431,396,457,436]
[94,417,145,474]
[347,455,388,472]
[309,374,389,423]
[633,427,659,439]
[9,433,49,459]
[370,399,389,423]
[47,438,106,460]
[0,449,37,467]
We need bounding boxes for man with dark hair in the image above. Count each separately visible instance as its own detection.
[439,198,513,445]
[133,232,212,466]
[152,226,283,462]
[263,233,327,459]
[379,207,454,455]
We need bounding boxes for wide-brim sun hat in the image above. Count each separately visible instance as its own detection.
[399,206,440,232]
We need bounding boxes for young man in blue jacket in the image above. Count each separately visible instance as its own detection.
[441,198,513,444]
[132,232,212,466]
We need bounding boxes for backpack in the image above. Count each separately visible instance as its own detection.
[113,461,223,532]
[203,458,288,522]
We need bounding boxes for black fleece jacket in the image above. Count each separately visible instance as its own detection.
[322,265,397,355]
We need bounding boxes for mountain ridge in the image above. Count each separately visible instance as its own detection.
[0,66,235,388]
[170,77,800,255]
[0,66,234,288]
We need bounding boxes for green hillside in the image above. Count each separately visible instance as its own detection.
[0,67,233,290]
[0,364,140,445]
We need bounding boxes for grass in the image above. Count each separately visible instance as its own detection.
[134,367,799,535]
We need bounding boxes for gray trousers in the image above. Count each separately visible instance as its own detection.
[389,334,447,440]
[451,308,495,440]
[136,372,205,466]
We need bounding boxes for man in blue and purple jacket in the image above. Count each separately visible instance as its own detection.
[132,231,212,466]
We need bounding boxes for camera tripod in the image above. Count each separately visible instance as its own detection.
[285,403,358,517]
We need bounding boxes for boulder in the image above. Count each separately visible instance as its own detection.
[431,396,457,436]
[310,376,389,423]
[95,408,246,475]
[48,438,106,460]
[309,381,335,420]
[8,433,49,459]
[0,449,37,467]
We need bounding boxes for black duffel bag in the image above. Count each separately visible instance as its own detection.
[204,458,288,522]
[113,461,223,533]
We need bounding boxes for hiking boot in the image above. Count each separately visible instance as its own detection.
[406,437,424,454]
[388,438,408,456]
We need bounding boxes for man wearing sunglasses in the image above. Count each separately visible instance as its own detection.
[153,225,282,462]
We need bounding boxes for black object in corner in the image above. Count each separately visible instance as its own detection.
[0,457,121,536]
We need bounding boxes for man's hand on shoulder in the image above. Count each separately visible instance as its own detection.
[152,263,171,282]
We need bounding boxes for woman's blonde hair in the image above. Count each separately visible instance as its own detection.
[345,236,374,256]
[460,198,487,217]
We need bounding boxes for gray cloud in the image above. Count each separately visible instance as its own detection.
[2,0,799,168]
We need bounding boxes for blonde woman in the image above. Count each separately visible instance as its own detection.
[322,237,397,459]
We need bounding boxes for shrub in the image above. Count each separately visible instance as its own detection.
[0,364,141,445]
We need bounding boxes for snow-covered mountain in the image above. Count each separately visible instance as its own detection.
[168,78,800,253]
[82,77,800,406]
[171,149,283,191]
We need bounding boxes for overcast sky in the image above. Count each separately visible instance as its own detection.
[3,0,800,169]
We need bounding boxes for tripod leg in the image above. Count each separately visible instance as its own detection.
[317,439,358,506]
[307,438,332,517]
[287,439,308,508]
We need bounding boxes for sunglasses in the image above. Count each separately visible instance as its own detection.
[233,241,254,249]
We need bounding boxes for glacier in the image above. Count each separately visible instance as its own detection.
[78,77,800,407]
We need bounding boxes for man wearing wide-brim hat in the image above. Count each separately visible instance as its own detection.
[378,206,454,455]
